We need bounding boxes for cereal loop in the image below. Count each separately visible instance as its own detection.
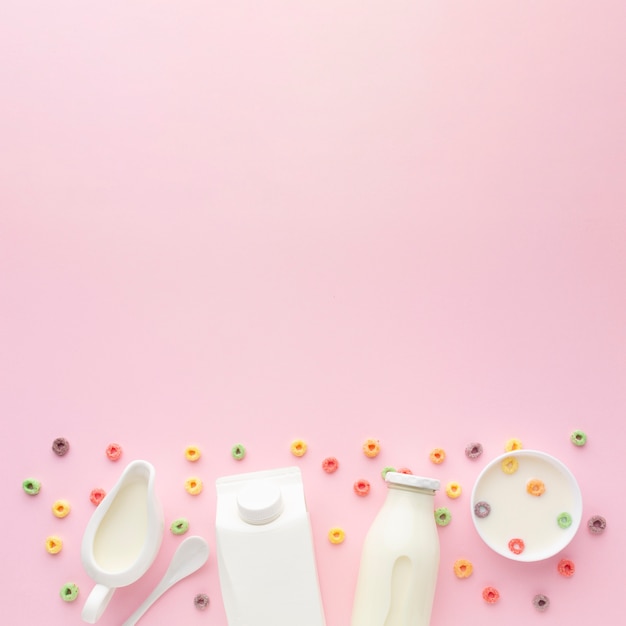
[587,514,607,534]
[397,467,413,474]
[60,583,79,602]
[170,518,190,535]
[362,438,380,458]
[231,444,246,460]
[52,499,71,518]
[435,507,451,526]
[557,558,575,577]
[429,448,446,464]
[474,501,491,518]
[22,478,41,496]
[557,512,573,529]
[570,429,587,446]
[291,439,307,457]
[504,437,523,452]
[185,446,201,462]
[52,437,70,457]
[89,488,106,506]
[501,456,519,474]
[381,466,396,479]
[328,527,346,544]
[453,558,473,578]
[508,538,525,555]
[46,536,63,554]
[482,586,500,604]
[445,481,462,499]
[194,593,210,610]
[105,443,123,461]
[353,479,371,497]
[185,477,203,496]
[526,479,545,497]
[322,457,339,473]
[465,442,483,459]
[533,594,550,612]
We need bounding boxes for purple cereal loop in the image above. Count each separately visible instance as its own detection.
[474,501,491,518]
[465,442,483,459]
[532,594,550,611]
[587,514,607,534]
[52,437,70,456]
[194,593,210,610]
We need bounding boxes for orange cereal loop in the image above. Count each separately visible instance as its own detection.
[46,536,63,554]
[501,456,519,474]
[185,445,201,462]
[429,448,446,464]
[328,527,346,544]
[185,477,203,495]
[445,481,462,499]
[504,438,523,452]
[526,479,545,497]
[290,439,307,457]
[362,438,380,458]
[453,558,473,578]
[52,499,71,518]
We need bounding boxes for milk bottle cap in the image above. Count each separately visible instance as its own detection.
[385,472,440,491]
[237,480,284,525]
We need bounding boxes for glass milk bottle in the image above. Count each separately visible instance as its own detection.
[351,472,440,626]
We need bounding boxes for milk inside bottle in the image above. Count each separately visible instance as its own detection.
[351,472,440,626]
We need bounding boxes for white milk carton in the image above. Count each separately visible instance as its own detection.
[215,466,326,626]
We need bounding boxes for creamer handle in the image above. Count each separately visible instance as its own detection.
[81,584,115,623]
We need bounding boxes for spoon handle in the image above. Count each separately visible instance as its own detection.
[122,581,169,626]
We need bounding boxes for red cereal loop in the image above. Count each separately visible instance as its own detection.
[89,488,106,506]
[322,457,339,473]
[557,558,575,577]
[482,586,500,604]
[353,479,371,497]
[397,467,413,474]
[508,538,525,555]
[106,443,123,461]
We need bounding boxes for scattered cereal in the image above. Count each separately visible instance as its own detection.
[557,558,575,577]
[397,467,413,474]
[587,515,606,534]
[508,538,525,555]
[532,594,550,612]
[353,479,371,497]
[362,439,380,458]
[46,536,63,554]
[185,446,201,462]
[445,481,462,499]
[290,439,307,457]
[434,507,452,526]
[52,499,71,518]
[22,478,41,496]
[194,593,210,610]
[381,466,396,479]
[322,457,339,473]
[105,443,123,461]
[170,518,190,535]
[501,456,519,474]
[465,442,483,459]
[453,558,473,578]
[474,501,491,518]
[429,448,446,464]
[570,430,587,446]
[526,479,545,497]
[328,527,346,544]
[557,512,573,529]
[185,477,203,496]
[52,437,70,457]
[482,586,500,604]
[59,583,79,602]
[231,444,246,460]
[504,437,523,452]
[89,488,106,506]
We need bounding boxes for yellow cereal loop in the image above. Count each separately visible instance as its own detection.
[290,439,308,457]
[185,446,201,462]
[505,438,523,452]
[185,477,203,495]
[46,536,63,554]
[328,527,345,544]
[52,499,71,518]
[501,456,519,474]
[429,448,446,464]
[362,438,381,458]
[453,558,473,578]
[445,481,462,499]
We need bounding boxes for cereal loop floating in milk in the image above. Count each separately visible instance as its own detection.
[474,501,491,518]
[526,479,546,497]
[557,512,573,529]
[508,538,525,555]
[501,456,519,474]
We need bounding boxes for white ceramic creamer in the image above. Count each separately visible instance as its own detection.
[215,466,326,626]
[351,472,440,626]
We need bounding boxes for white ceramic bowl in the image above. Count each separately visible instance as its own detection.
[471,450,582,562]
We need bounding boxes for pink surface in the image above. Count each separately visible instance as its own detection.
[1,2,625,624]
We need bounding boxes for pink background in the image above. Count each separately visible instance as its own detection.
[1,1,625,624]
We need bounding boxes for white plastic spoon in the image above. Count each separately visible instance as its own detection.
[122,535,210,626]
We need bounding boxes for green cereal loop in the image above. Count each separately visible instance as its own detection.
[170,518,190,535]
[231,443,246,460]
[381,466,396,479]
[60,583,79,602]
[434,507,452,526]
[22,478,41,495]
[557,512,573,529]
[570,430,587,446]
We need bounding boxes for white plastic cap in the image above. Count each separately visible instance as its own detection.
[237,480,284,525]
[385,472,440,491]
